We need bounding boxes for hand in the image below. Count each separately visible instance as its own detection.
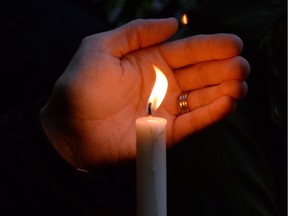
[40,18,250,169]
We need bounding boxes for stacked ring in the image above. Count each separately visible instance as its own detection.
[178,91,190,115]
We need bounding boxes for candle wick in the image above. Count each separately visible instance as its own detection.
[148,102,152,115]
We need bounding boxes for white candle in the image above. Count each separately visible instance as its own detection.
[136,116,167,216]
[136,65,168,216]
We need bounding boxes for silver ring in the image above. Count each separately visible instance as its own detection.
[178,91,190,115]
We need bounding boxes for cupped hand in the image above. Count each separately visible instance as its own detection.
[40,18,250,169]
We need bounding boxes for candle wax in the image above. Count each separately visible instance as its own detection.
[136,116,167,216]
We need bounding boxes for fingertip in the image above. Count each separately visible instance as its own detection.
[221,33,243,53]
[229,34,243,53]
[241,81,248,98]
[213,33,244,58]
[208,96,237,123]
[239,56,251,77]
[217,95,237,117]
[166,17,179,29]
[219,80,248,100]
[128,17,178,35]
[229,56,250,79]
[153,17,179,34]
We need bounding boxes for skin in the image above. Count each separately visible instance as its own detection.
[40,18,250,170]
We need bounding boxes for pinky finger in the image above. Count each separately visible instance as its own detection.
[171,96,237,144]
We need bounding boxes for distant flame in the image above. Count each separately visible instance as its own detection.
[147,65,168,114]
[181,13,189,25]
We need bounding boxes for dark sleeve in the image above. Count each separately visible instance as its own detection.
[0,100,136,216]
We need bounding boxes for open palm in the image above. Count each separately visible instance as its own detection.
[40,18,249,169]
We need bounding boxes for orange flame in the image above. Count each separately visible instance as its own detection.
[147,65,168,113]
[181,13,189,25]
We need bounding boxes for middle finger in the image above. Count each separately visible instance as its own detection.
[175,56,250,91]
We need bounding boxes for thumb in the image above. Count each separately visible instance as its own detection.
[95,18,178,57]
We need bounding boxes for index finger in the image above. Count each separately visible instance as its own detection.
[158,33,243,69]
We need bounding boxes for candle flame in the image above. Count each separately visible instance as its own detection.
[181,13,189,25]
[147,65,168,114]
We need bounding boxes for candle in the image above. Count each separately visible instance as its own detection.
[136,65,168,216]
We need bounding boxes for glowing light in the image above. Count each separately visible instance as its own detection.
[147,65,168,113]
[181,13,189,25]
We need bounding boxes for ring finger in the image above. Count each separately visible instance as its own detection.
[181,80,248,112]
